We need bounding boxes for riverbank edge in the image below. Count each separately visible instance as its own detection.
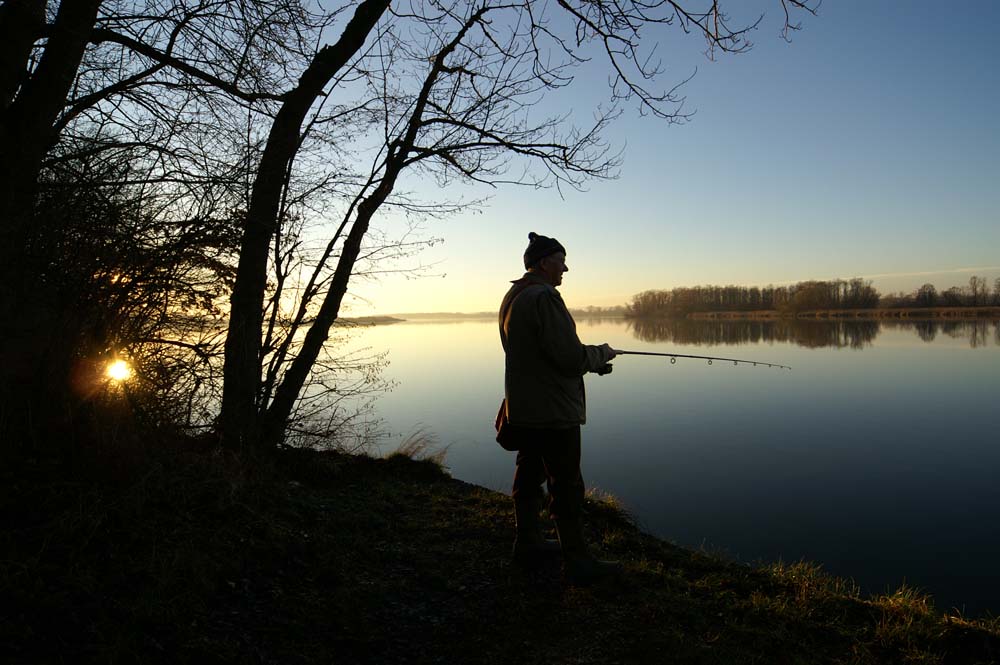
[3,445,998,664]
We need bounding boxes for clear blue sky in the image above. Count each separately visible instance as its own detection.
[349,0,1000,315]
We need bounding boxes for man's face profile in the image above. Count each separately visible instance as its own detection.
[539,252,568,287]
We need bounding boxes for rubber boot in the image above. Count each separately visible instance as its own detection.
[512,497,560,565]
[555,517,623,584]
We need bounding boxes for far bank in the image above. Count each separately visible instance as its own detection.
[679,306,1000,320]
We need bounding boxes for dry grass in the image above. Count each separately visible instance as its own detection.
[386,428,449,467]
[3,446,998,664]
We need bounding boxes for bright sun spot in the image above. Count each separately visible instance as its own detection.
[106,359,132,381]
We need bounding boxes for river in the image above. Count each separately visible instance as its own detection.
[343,316,1000,617]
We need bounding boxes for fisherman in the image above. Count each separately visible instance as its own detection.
[497,231,622,583]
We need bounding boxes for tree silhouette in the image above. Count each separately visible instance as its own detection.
[0,0,819,455]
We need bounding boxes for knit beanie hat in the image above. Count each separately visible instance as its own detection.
[523,232,566,269]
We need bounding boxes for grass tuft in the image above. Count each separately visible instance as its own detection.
[385,429,449,468]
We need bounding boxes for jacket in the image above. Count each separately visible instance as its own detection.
[499,272,612,428]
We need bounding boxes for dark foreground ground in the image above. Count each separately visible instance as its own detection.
[2,447,998,664]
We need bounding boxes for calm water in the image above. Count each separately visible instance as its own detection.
[351,317,1000,617]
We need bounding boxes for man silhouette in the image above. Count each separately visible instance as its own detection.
[498,232,621,582]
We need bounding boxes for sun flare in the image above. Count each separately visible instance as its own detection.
[106,359,132,382]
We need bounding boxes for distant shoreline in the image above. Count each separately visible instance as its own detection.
[344,308,1000,324]
[684,306,1000,320]
[344,307,1000,326]
[352,311,627,324]
[338,316,407,325]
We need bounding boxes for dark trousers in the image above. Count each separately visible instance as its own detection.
[511,425,584,521]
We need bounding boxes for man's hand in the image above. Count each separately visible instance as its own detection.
[599,343,618,360]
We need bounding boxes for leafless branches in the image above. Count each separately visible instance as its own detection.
[0,0,818,452]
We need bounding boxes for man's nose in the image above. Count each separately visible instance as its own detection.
[563,264,569,272]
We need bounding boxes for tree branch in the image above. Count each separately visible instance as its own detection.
[90,27,290,104]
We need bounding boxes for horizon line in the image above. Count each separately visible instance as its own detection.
[359,268,1000,317]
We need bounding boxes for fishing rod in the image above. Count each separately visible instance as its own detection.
[614,349,792,370]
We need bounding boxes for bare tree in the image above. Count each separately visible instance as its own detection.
[0,0,818,455]
[941,286,964,307]
[0,0,325,449]
[217,0,819,452]
[969,275,988,307]
[916,283,937,308]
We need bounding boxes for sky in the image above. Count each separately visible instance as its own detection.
[346,0,1000,315]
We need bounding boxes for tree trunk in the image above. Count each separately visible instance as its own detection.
[0,0,46,110]
[218,0,390,454]
[256,8,477,448]
[260,187,390,448]
[0,0,103,284]
[0,0,104,453]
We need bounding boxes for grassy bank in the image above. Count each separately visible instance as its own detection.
[3,446,997,664]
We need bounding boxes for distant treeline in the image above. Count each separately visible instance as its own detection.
[625,276,1000,317]
[569,305,627,318]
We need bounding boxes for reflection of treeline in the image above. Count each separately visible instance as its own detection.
[626,318,999,349]
[884,319,1000,349]
[627,318,881,349]
[626,275,1000,317]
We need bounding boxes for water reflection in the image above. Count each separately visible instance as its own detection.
[881,319,998,349]
[359,317,1000,616]
[625,317,1000,349]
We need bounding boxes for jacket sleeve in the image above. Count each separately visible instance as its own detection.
[536,290,612,376]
